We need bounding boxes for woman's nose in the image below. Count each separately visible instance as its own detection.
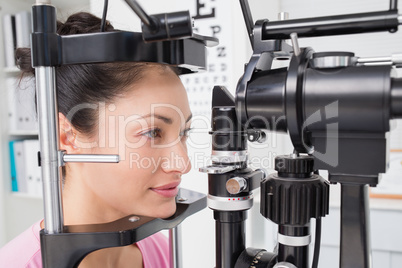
[161,141,192,174]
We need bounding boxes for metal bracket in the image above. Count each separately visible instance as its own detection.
[40,189,206,268]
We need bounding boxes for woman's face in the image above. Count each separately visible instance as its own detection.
[69,67,192,219]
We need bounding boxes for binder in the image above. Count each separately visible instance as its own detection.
[13,141,27,193]
[23,140,41,196]
[5,11,37,132]
[6,77,18,133]
[6,68,37,133]
[2,14,16,67]
[15,11,31,48]
[9,141,18,192]
[16,77,37,131]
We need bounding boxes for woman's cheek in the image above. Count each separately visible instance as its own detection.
[122,135,148,150]
[123,146,161,175]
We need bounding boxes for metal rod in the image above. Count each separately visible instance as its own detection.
[124,0,157,30]
[278,12,289,21]
[169,225,183,268]
[390,0,398,10]
[239,0,254,49]
[357,56,391,63]
[290,32,300,56]
[357,61,393,66]
[399,15,402,24]
[36,67,64,234]
[262,10,399,40]
[357,54,402,66]
[63,154,120,163]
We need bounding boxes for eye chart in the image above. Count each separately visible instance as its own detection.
[181,0,240,117]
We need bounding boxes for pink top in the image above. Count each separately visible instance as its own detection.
[0,220,170,267]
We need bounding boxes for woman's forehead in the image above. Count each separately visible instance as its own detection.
[105,72,191,122]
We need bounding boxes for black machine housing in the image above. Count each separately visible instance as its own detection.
[205,0,402,267]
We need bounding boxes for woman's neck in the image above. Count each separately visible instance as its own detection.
[78,245,143,268]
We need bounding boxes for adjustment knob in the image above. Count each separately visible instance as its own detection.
[226,177,247,194]
[262,155,329,225]
[275,154,314,176]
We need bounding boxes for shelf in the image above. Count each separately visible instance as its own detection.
[0,0,91,247]
[10,192,42,199]
[3,66,21,74]
[9,130,39,136]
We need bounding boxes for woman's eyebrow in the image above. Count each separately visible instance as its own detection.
[140,113,192,124]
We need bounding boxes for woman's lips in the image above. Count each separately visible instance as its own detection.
[151,182,180,198]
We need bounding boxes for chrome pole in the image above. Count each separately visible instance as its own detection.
[124,0,157,30]
[36,66,64,234]
[169,225,183,268]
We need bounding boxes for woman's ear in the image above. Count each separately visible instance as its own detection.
[59,113,79,153]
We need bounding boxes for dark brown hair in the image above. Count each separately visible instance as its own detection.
[16,12,175,136]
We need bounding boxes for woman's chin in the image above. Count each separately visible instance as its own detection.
[154,204,177,219]
[128,199,177,219]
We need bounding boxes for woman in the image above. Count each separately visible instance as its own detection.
[0,12,192,267]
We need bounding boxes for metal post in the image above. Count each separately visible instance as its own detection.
[277,224,310,268]
[214,211,246,268]
[390,0,398,10]
[339,183,372,268]
[124,0,157,30]
[36,67,64,234]
[239,0,254,49]
[169,225,183,268]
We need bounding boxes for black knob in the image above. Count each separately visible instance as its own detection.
[261,155,329,225]
[275,154,314,176]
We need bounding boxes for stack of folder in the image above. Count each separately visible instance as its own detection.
[9,139,42,197]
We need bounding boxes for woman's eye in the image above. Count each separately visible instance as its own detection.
[142,128,162,139]
[180,128,192,139]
